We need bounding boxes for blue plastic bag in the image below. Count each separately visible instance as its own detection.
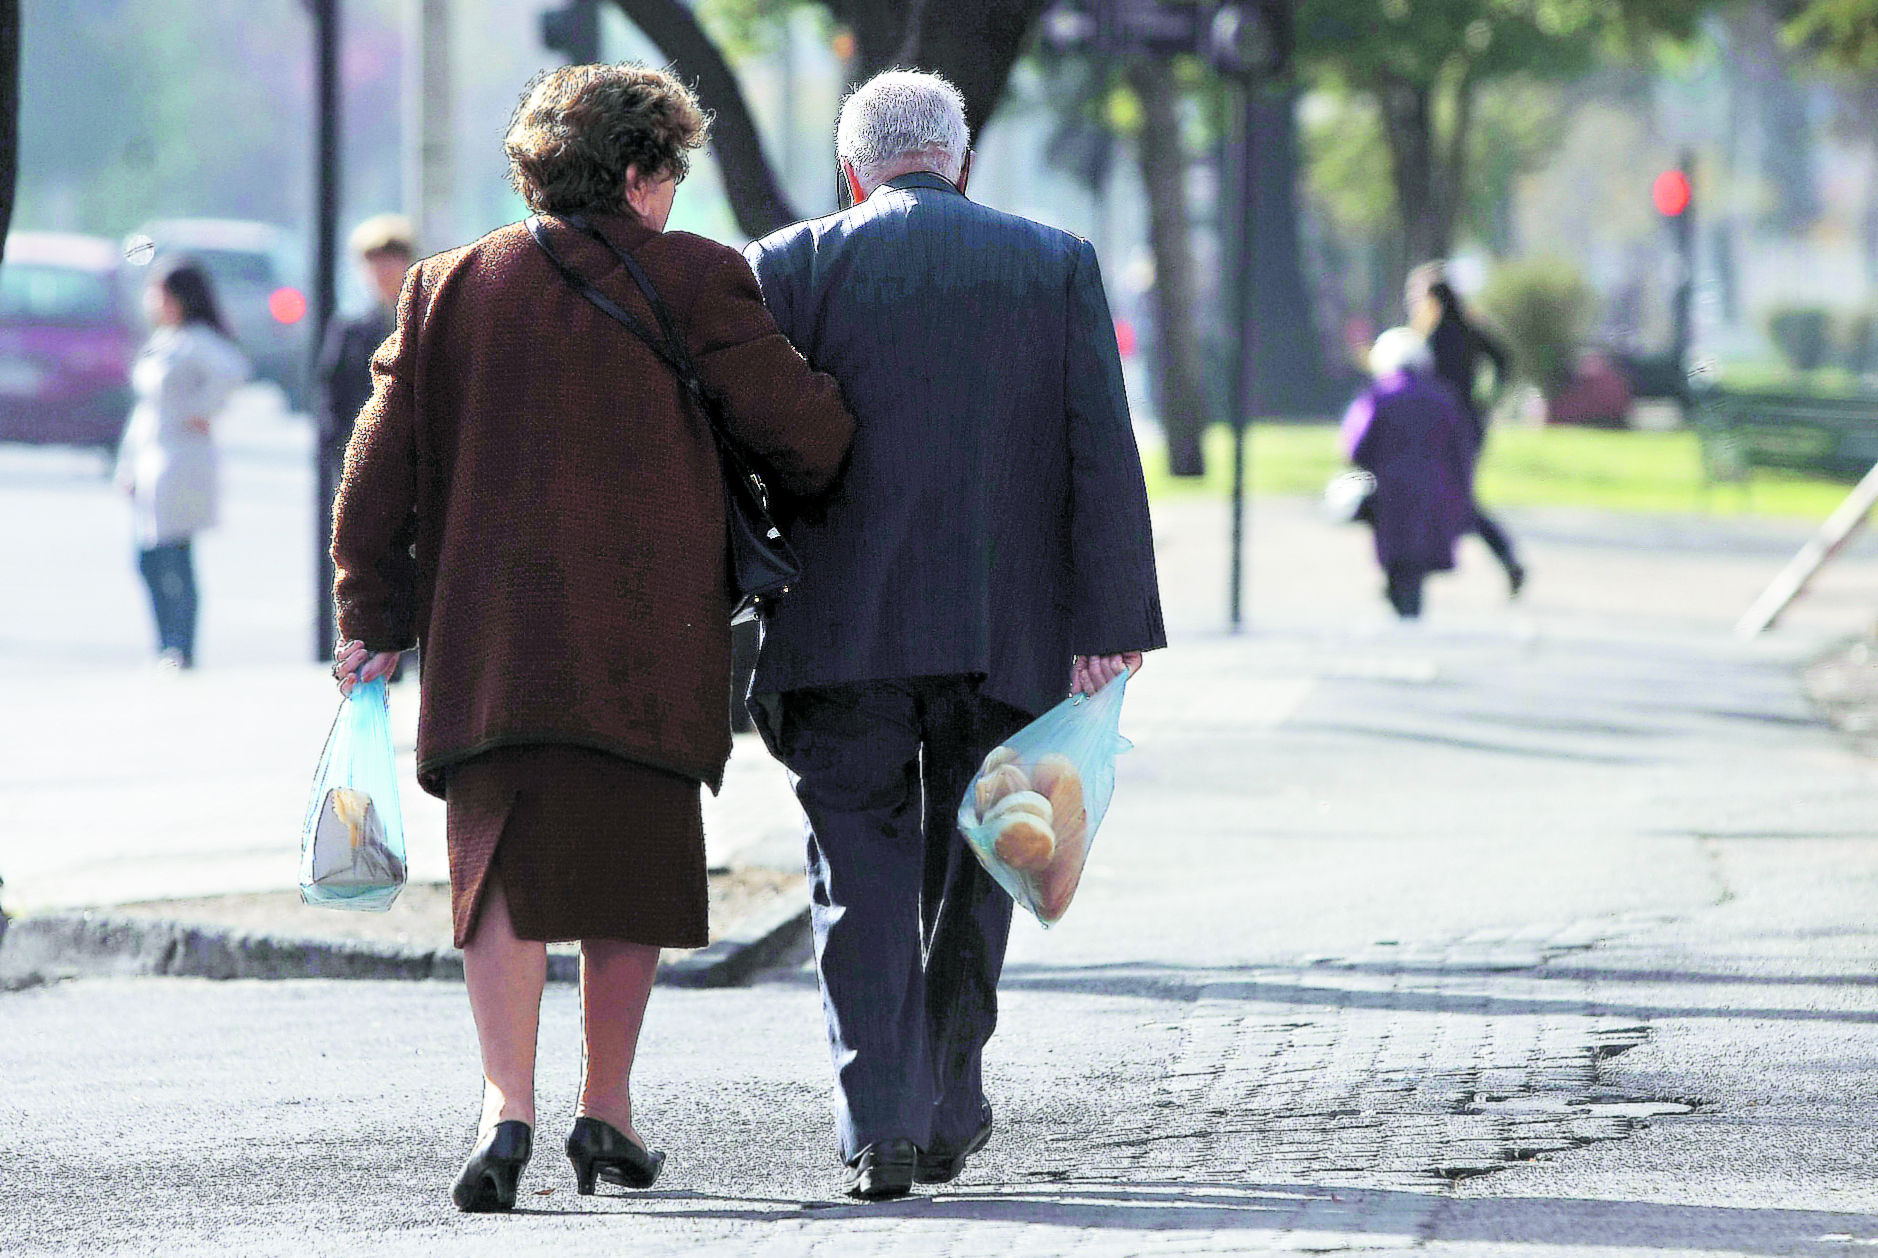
[957,671,1133,926]
[300,677,407,911]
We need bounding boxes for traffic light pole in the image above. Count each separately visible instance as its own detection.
[1226,76,1259,632]
[1670,149,1695,382]
[310,0,341,663]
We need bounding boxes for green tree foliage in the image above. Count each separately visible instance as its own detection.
[1295,0,1707,272]
[16,0,404,242]
[1784,0,1878,71]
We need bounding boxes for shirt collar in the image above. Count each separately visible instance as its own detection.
[876,170,965,199]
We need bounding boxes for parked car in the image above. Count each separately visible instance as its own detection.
[127,218,310,409]
[0,231,136,450]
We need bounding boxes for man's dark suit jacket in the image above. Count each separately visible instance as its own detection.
[744,171,1166,720]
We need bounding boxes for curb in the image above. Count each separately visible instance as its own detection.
[0,897,810,990]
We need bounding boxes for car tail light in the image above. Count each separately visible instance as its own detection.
[269,287,308,324]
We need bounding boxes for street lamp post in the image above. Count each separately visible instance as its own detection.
[308,0,341,663]
[1040,0,1290,633]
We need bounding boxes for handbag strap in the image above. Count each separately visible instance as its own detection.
[525,214,728,446]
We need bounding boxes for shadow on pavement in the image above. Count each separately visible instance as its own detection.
[627,1178,1878,1251]
[989,960,1878,1025]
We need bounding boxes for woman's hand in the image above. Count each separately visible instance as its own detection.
[1071,652,1143,697]
[333,640,402,695]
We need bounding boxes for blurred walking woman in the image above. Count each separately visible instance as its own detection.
[1341,328,1475,619]
[114,259,247,670]
[1406,262,1525,595]
[330,64,853,1212]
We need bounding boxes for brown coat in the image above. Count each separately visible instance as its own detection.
[331,215,854,797]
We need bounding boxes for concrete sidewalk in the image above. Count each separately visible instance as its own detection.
[4,401,1878,1254]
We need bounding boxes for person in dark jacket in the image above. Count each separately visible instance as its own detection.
[330,64,854,1213]
[744,69,1166,1201]
[1406,262,1526,595]
[1341,327,1477,618]
[317,215,416,674]
[316,214,414,477]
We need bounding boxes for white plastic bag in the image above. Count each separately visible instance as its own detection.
[300,677,407,911]
[956,671,1133,926]
[1322,468,1377,523]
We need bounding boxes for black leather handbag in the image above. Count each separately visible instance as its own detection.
[526,214,800,624]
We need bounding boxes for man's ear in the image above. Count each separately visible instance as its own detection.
[955,151,972,195]
[842,161,867,207]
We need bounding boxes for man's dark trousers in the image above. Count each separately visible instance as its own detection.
[774,675,1031,1161]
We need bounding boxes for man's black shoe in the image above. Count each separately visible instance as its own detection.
[845,1138,918,1200]
[916,1108,993,1184]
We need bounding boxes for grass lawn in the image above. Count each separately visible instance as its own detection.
[1141,422,1858,520]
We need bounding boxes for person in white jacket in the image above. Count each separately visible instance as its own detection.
[115,258,247,669]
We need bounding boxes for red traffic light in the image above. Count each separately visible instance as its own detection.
[1652,169,1691,217]
[268,287,307,325]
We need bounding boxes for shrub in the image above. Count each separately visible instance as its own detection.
[1476,258,1597,398]
[1766,307,1832,373]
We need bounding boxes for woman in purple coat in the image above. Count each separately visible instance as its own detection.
[1340,327,1477,619]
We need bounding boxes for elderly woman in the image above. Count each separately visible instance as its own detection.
[115,258,248,670]
[1340,327,1476,619]
[330,64,853,1212]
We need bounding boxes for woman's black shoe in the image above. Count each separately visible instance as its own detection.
[566,1115,665,1194]
[451,1120,533,1213]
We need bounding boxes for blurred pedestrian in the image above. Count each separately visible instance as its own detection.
[113,258,247,670]
[1406,261,1526,595]
[317,214,416,680]
[1340,327,1476,619]
[317,214,413,487]
[744,69,1166,1200]
[329,63,852,1213]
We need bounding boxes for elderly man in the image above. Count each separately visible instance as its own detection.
[745,70,1165,1200]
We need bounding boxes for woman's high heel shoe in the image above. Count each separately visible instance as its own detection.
[452,1120,533,1212]
[566,1115,665,1194]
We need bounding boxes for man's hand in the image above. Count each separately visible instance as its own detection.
[333,640,402,696]
[184,415,211,436]
[1071,652,1142,697]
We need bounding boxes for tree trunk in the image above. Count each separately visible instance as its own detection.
[0,0,17,259]
[1376,78,1446,277]
[829,0,1055,144]
[1243,83,1336,414]
[608,0,800,237]
[613,0,1053,236]
[1126,59,1209,476]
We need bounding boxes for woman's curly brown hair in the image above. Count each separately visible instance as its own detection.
[504,64,712,215]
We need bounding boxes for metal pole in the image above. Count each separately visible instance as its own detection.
[1226,77,1256,632]
[312,0,341,663]
[405,0,454,255]
[1670,148,1695,382]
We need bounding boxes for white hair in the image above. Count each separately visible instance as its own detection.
[836,70,969,185]
[1369,326,1433,379]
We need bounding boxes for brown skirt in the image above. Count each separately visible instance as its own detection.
[444,743,708,950]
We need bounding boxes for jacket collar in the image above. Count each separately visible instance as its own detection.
[549,209,658,253]
[877,170,965,199]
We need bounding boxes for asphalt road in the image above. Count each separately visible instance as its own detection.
[3,395,1878,1253]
